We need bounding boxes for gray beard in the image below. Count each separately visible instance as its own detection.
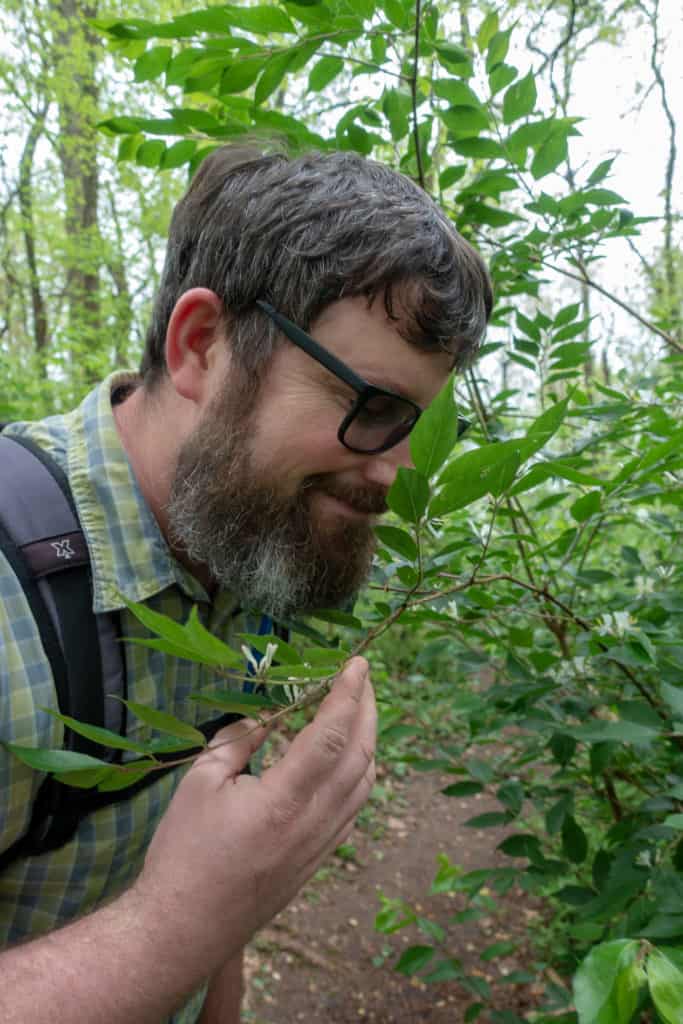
[166,396,383,619]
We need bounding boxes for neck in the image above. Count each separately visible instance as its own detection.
[112,382,215,593]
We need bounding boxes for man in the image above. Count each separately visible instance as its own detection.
[0,144,492,1022]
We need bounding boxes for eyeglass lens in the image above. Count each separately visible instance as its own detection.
[343,392,419,453]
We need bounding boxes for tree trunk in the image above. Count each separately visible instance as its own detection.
[18,111,49,362]
[50,0,102,379]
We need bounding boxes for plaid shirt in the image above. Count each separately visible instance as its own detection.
[0,373,260,1022]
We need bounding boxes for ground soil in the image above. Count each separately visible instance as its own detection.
[243,742,551,1024]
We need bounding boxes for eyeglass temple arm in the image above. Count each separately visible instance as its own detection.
[256,300,368,394]
[257,301,471,438]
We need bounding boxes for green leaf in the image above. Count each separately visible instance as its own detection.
[433,78,482,109]
[223,4,296,34]
[134,45,172,82]
[424,958,463,983]
[410,378,459,478]
[570,490,601,523]
[462,201,521,228]
[554,302,582,327]
[573,940,640,1024]
[40,709,150,754]
[395,945,436,975]
[498,834,542,860]
[440,106,490,137]
[648,949,683,1024]
[97,765,155,792]
[382,88,412,141]
[442,781,484,797]
[451,137,504,159]
[531,130,568,179]
[53,766,116,789]
[476,10,499,52]
[387,467,430,523]
[562,815,588,864]
[435,42,472,67]
[345,0,375,18]
[431,439,529,516]
[546,794,572,835]
[124,599,244,670]
[382,0,409,28]
[120,701,206,746]
[308,55,344,92]
[582,188,626,206]
[502,71,536,124]
[190,691,283,714]
[220,58,265,94]
[254,50,296,105]
[161,139,197,169]
[481,940,516,961]
[309,608,364,629]
[489,64,517,95]
[187,607,247,668]
[465,812,512,828]
[136,140,166,168]
[569,721,659,745]
[485,28,512,71]
[586,158,615,186]
[374,525,418,561]
[3,743,110,774]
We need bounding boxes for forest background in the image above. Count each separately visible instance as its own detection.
[1,0,683,1021]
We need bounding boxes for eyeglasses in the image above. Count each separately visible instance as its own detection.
[256,300,470,455]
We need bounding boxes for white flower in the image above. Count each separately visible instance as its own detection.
[241,641,279,679]
[634,575,654,598]
[598,611,636,638]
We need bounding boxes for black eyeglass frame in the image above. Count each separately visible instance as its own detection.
[256,299,470,455]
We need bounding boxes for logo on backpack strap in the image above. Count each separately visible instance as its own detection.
[51,538,76,560]
[21,530,89,578]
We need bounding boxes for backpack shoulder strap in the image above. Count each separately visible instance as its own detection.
[0,433,113,866]
[0,434,107,751]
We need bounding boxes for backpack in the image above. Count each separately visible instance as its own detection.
[0,431,269,870]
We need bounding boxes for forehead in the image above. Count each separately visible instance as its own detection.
[308,295,453,402]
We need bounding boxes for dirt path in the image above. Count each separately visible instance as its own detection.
[244,761,548,1023]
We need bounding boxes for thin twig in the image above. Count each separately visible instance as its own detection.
[410,0,425,188]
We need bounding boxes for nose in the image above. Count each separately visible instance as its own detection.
[359,436,414,490]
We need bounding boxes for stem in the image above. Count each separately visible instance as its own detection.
[410,0,425,188]
[551,258,683,355]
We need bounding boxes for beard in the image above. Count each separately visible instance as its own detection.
[166,383,387,619]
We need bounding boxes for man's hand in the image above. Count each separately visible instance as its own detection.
[133,656,376,977]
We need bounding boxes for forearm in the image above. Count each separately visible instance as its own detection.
[198,951,244,1024]
[0,884,207,1024]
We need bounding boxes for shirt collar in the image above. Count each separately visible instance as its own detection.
[66,372,214,614]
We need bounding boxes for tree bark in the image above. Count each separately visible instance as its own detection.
[50,0,102,375]
[18,110,49,360]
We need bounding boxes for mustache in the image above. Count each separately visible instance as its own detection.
[305,475,389,516]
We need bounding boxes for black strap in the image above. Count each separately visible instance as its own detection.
[0,435,106,759]
[0,517,71,731]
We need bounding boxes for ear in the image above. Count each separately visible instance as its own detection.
[165,288,228,404]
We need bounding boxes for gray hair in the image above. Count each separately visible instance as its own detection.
[140,144,493,387]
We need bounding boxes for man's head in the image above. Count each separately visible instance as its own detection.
[141,144,492,389]
[142,145,493,617]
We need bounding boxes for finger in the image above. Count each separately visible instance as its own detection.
[266,658,375,800]
[188,717,269,790]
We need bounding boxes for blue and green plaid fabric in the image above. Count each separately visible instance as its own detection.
[0,373,259,1022]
